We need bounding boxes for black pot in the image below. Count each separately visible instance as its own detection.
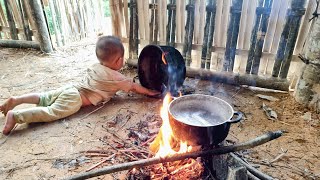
[168,94,242,146]
[138,45,186,96]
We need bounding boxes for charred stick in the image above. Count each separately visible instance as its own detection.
[230,153,274,180]
[65,130,283,180]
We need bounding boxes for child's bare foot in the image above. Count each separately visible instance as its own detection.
[0,97,18,116]
[2,111,16,135]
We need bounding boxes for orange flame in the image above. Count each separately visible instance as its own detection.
[155,93,192,157]
[162,52,167,65]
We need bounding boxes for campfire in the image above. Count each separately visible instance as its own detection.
[144,93,204,179]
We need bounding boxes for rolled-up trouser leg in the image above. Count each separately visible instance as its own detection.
[13,86,82,123]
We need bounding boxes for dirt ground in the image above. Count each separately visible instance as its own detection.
[0,38,319,180]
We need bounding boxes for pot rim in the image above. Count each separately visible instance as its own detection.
[168,94,235,127]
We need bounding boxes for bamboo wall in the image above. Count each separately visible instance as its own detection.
[111,0,315,84]
[0,0,104,48]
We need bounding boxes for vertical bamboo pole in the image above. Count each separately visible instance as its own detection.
[176,0,181,43]
[27,0,52,52]
[48,0,61,46]
[223,0,243,72]
[201,0,216,69]
[9,0,25,39]
[0,2,10,38]
[4,0,18,40]
[166,0,176,46]
[272,0,306,78]
[53,0,64,45]
[214,0,222,47]
[123,0,130,38]
[18,0,32,41]
[245,0,263,73]
[251,0,273,75]
[182,0,195,66]
[137,0,145,39]
[293,0,316,54]
[246,0,273,74]
[129,0,138,59]
[166,0,173,45]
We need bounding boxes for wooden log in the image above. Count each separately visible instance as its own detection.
[272,0,306,78]
[4,0,18,40]
[0,39,40,49]
[223,0,243,72]
[279,0,306,79]
[187,67,289,91]
[294,17,320,112]
[126,59,289,91]
[27,0,52,52]
[65,131,283,180]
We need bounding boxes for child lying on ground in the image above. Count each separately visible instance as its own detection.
[0,36,159,135]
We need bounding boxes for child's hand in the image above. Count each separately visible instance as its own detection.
[147,89,161,97]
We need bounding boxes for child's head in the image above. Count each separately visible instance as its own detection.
[96,36,124,70]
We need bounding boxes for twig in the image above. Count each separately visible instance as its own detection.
[140,134,156,146]
[86,154,115,172]
[65,130,283,180]
[79,103,106,121]
[0,125,18,146]
[270,149,287,164]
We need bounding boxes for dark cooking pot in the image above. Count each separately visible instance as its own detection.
[168,94,242,146]
[138,45,186,96]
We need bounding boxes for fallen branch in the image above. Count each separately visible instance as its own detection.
[65,130,283,180]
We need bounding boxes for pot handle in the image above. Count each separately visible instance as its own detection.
[227,111,243,123]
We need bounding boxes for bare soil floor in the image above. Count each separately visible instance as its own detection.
[0,39,319,180]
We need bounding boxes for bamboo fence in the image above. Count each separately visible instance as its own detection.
[0,0,104,50]
[111,0,315,89]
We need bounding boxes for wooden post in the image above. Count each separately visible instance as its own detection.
[279,0,306,79]
[129,0,138,59]
[294,18,320,112]
[18,0,32,41]
[4,0,19,40]
[201,0,216,69]
[166,0,176,46]
[246,0,273,74]
[27,0,52,52]
[48,0,60,47]
[223,0,243,72]
[272,0,306,78]
[183,0,195,66]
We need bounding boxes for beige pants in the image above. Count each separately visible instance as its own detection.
[13,86,82,123]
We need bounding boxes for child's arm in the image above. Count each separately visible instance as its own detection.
[131,83,160,96]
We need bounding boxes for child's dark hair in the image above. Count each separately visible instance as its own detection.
[96,36,124,62]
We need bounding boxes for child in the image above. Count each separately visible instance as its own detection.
[0,36,159,135]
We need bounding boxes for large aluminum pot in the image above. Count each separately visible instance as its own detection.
[168,94,242,146]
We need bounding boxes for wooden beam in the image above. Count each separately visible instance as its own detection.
[0,39,40,49]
